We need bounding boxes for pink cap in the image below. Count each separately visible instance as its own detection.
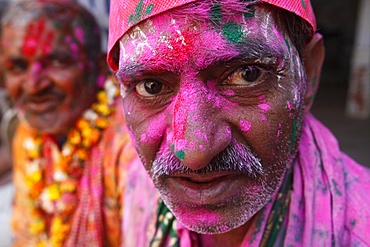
[108,0,316,70]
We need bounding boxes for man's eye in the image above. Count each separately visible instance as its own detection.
[223,66,262,85]
[135,80,164,97]
[5,61,28,73]
[50,58,71,67]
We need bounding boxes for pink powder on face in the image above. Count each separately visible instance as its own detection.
[74,27,85,44]
[173,87,188,144]
[240,120,251,133]
[140,133,148,143]
[258,103,271,111]
[287,101,292,110]
[277,123,282,138]
[64,36,79,55]
[224,89,235,96]
[258,95,271,112]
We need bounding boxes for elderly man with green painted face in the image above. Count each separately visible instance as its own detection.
[107,0,370,246]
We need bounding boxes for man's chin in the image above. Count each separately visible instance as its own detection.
[159,192,266,235]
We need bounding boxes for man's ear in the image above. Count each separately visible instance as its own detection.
[303,33,325,114]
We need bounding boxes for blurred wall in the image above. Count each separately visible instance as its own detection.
[311,0,360,87]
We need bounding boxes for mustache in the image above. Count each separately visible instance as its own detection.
[151,140,263,178]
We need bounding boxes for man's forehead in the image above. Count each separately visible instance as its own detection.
[117,8,290,78]
[108,0,316,71]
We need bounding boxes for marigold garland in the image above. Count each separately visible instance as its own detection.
[23,78,119,247]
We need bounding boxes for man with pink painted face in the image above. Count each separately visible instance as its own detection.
[108,0,370,246]
[1,0,137,246]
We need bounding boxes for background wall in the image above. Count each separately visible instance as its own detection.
[310,0,370,166]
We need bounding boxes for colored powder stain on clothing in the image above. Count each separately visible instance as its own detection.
[301,0,307,9]
[223,22,243,43]
[331,179,343,196]
[240,119,252,133]
[289,119,297,152]
[128,0,154,26]
[250,207,267,244]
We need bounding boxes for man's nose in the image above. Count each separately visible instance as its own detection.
[24,62,49,92]
[170,81,231,171]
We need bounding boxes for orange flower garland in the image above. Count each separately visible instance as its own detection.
[23,78,119,247]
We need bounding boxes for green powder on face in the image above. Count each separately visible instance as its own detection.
[223,22,243,43]
[175,150,185,160]
[285,39,291,52]
[210,2,222,27]
[171,144,185,160]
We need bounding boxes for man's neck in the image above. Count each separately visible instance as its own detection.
[198,214,256,247]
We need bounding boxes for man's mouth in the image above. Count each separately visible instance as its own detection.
[22,94,63,113]
[165,172,246,206]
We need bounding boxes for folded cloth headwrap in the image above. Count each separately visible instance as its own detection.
[107,0,317,70]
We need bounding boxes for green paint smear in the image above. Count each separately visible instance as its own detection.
[332,179,342,196]
[175,150,185,160]
[223,22,243,43]
[289,119,297,152]
[285,39,291,52]
[210,2,222,26]
[301,0,307,9]
[135,0,144,15]
[146,4,154,14]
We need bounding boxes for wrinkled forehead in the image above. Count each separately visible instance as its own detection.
[107,0,316,70]
[117,5,295,76]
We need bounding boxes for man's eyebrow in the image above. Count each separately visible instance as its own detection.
[115,63,147,80]
[235,40,287,60]
[116,40,287,78]
[196,40,287,70]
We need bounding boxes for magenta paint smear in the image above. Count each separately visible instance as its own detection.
[258,103,271,111]
[173,88,188,149]
[64,36,80,56]
[74,27,85,45]
[224,89,235,96]
[258,95,271,112]
[277,123,282,138]
[22,19,54,58]
[240,119,251,133]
